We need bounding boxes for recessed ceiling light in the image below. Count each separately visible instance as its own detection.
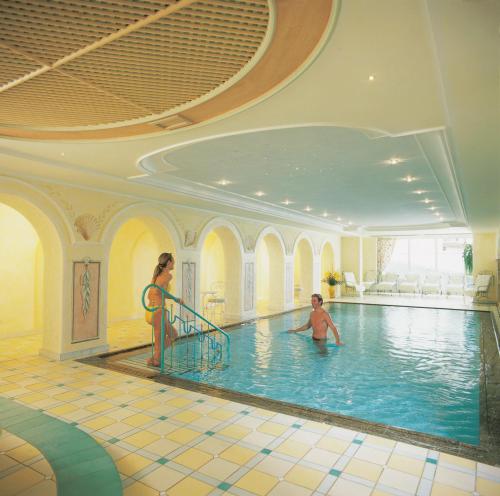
[368,74,375,81]
[255,191,265,197]
[422,198,432,204]
[428,206,437,211]
[385,157,403,165]
[439,217,444,221]
[413,190,426,195]
[281,199,294,206]
[402,175,417,183]
[60,152,65,157]
[216,179,231,186]
[304,206,312,212]
[322,212,328,217]
[434,212,440,216]
[348,221,353,225]
[336,217,342,221]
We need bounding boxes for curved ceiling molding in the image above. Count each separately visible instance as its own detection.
[0,0,336,140]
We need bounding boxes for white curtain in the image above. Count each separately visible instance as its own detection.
[377,238,396,275]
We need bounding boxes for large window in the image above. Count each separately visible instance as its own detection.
[385,236,471,274]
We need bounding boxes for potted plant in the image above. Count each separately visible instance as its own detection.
[463,243,473,275]
[322,271,342,298]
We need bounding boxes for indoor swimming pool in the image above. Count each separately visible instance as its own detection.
[173,303,484,445]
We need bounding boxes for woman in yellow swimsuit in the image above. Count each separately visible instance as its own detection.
[146,252,183,367]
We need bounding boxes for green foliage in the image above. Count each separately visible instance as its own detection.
[463,244,473,275]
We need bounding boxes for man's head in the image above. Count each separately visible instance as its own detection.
[311,293,323,308]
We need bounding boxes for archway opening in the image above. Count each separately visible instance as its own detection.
[321,242,335,298]
[200,226,242,325]
[0,201,62,359]
[107,216,177,350]
[255,233,285,315]
[294,238,313,305]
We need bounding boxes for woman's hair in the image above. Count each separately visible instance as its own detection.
[152,252,174,282]
[311,293,324,305]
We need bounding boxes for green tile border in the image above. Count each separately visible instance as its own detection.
[0,397,121,496]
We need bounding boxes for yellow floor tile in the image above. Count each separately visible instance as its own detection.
[18,392,48,404]
[302,421,331,433]
[0,383,20,393]
[170,410,201,423]
[195,437,232,455]
[47,403,78,415]
[86,401,115,413]
[138,466,184,491]
[167,476,214,496]
[7,443,40,463]
[275,439,311,459]
[235,469,279,496]
[82,416,116,430]
[98,389,122,399]
[123,431,160,448]
[165,397,192,408]
[252,408,275,418]
[208,408,237,421]
[123,413,156,427]
[130,387,154,397]
[344,458,383,482]
[131,399,160,410]
[143,438,181,456]
[303,447,340,467]
[199,458,240,480]
[116,453,154,477]
[364,434,396,449]
[165,427,202,444]
[53,391,81,401]
[30,459,54,478]
[173,447,213,470]
[285,464,325,490]
[220,445,258,465]
[0,466,44,495]
[217,424,252,440]
[257,421,289,437]
[25,382,53,391]
[124,481,159,496]
[439,453,476,470]
[316,436,350,454]
[387,453,425,477]
[430,482,471,496]
[476,477,500,496]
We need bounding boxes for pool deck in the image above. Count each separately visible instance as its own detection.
[2,297,500,495]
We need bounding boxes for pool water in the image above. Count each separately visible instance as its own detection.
[176,303,481,445]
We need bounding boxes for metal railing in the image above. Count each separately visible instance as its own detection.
[142,284,230,374]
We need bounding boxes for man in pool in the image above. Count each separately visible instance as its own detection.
[288,293,344,346]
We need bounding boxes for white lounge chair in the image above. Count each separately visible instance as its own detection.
[343,272,365,296]
[421,274,441,295]
[445,274,465,296]
[362,270,377,293]
[373,273,398,293]
[465,273,493,300]
[398,274,420,294]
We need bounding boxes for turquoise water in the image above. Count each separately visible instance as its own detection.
[176,303,481,445]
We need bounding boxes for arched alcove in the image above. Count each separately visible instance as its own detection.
[0,188,66,358]
[255,230,285,314]
[200,225,242,324]
[294,237,314,305]
[107,216,177,323]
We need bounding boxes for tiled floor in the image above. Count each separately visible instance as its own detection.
[1,300,500,495]
[0,430,56,496]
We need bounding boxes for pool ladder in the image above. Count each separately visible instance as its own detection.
[142,284,230,374]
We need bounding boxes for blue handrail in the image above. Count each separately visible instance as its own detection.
[141,284,230,373]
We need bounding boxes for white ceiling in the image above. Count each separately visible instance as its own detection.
[139,125,463,228]
[0,0,498,232]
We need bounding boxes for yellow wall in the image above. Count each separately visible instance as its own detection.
[108,217,176,321]
[341,236,360,294]
[256,238,271,305]
[362,237,377,278]
[201,231,225,299]
[256,234,285,311]
[294,239,313,303]
[0,204,43,337]
[472,232,498,301]
[321,242,335,296]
